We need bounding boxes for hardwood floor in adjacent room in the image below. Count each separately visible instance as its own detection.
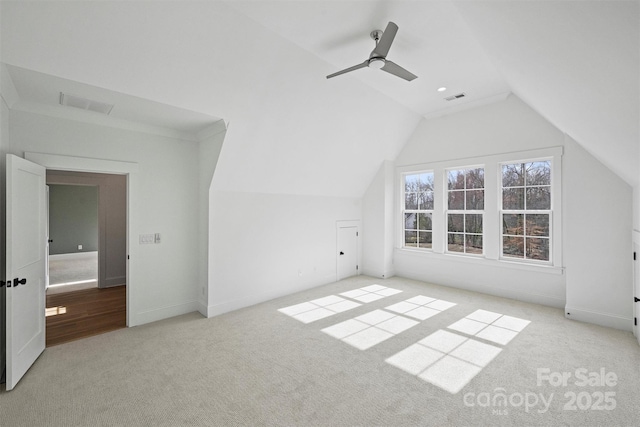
[46,286,126,347]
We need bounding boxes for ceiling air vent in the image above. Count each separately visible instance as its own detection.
[59,92,114,115]
[444,92,466,101]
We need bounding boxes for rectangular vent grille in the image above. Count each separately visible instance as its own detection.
[60,93,114,115]
[445,92,466,101]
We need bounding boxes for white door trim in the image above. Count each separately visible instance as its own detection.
[336,220,360,281]
[25,152,138,327]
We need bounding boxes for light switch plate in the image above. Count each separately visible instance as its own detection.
[139,234,154,244]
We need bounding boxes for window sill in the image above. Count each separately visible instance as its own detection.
[395,247,565,276]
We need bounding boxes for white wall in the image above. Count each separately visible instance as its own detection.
[362,161,395,279]
[197,123,226,316]
[205,190,361,316]
[367,95,633,330]
[9,109,203,326]
[564,135,633,329]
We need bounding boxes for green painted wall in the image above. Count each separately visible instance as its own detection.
[49,184,98,255]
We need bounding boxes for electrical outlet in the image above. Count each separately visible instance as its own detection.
[78,244,83,250]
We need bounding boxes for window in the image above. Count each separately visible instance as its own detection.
[397,147,561,271]
[403,172,434,249]
[501,161,551,262]
[446,167,484,254]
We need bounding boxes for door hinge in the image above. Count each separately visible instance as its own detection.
[356,231,359,237]
[634,252,637,261]
[635,317,637,326]
[356,265,359,270]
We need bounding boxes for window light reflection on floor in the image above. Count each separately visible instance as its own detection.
[321,295,457,350]
[385,295,457,320]
[322,309,419,350]
[386,329,502,394]
[339,284,403,302]
[48,279,97,288]
[45,306,67,317]
[386,310,530,394]
[447,309,531,345]
[278,295,362,323]
[278,285,403,324]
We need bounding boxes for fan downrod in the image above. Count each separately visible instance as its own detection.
[370,30,383,42]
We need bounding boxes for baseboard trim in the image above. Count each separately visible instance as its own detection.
[102,276,126,288]
[133,300,199,326]
[564,305,633,331]
[197,300,209,317]
[361,268,396,280]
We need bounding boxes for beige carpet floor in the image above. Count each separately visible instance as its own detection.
[1,275,639,426]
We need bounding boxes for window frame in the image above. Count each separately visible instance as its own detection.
[499,158,554,265]
[396,147,563,272]
[445,166,485,256]
[401,170,435,250]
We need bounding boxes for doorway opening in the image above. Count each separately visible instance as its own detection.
[45,171,127,347]
[47,183,99,294]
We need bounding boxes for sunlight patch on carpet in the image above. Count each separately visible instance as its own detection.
[448,309,531,345]
[385,295,457,320]
[339,285,403,302]
[386,310,531,394]
[278,295,362,323]
[386,329,502,394]
[322,309,419,350]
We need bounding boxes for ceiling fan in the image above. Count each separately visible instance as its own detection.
[326,21,417,81]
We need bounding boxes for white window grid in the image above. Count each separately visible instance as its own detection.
[445,167,484,256]
[402,171,434,250]
[395,147,562,270]
[499,159,553,264]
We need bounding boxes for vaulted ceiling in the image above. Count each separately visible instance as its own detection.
[1,1,638,195]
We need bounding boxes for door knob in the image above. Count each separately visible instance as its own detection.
[13,278,27,287]
[339,251,344,255]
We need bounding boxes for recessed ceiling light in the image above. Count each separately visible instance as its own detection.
[437,87,447,92]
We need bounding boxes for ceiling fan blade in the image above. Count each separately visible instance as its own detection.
[326,61,369,79]
[381,61,418,81]
[372,21,398,58]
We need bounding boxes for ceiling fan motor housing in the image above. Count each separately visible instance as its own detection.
[368,57,386,69]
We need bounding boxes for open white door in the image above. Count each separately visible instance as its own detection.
[5,154,46,390]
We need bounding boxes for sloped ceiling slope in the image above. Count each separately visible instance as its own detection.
[3,1,636,192]
[454,1,640,186]
[0,1,420,198]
